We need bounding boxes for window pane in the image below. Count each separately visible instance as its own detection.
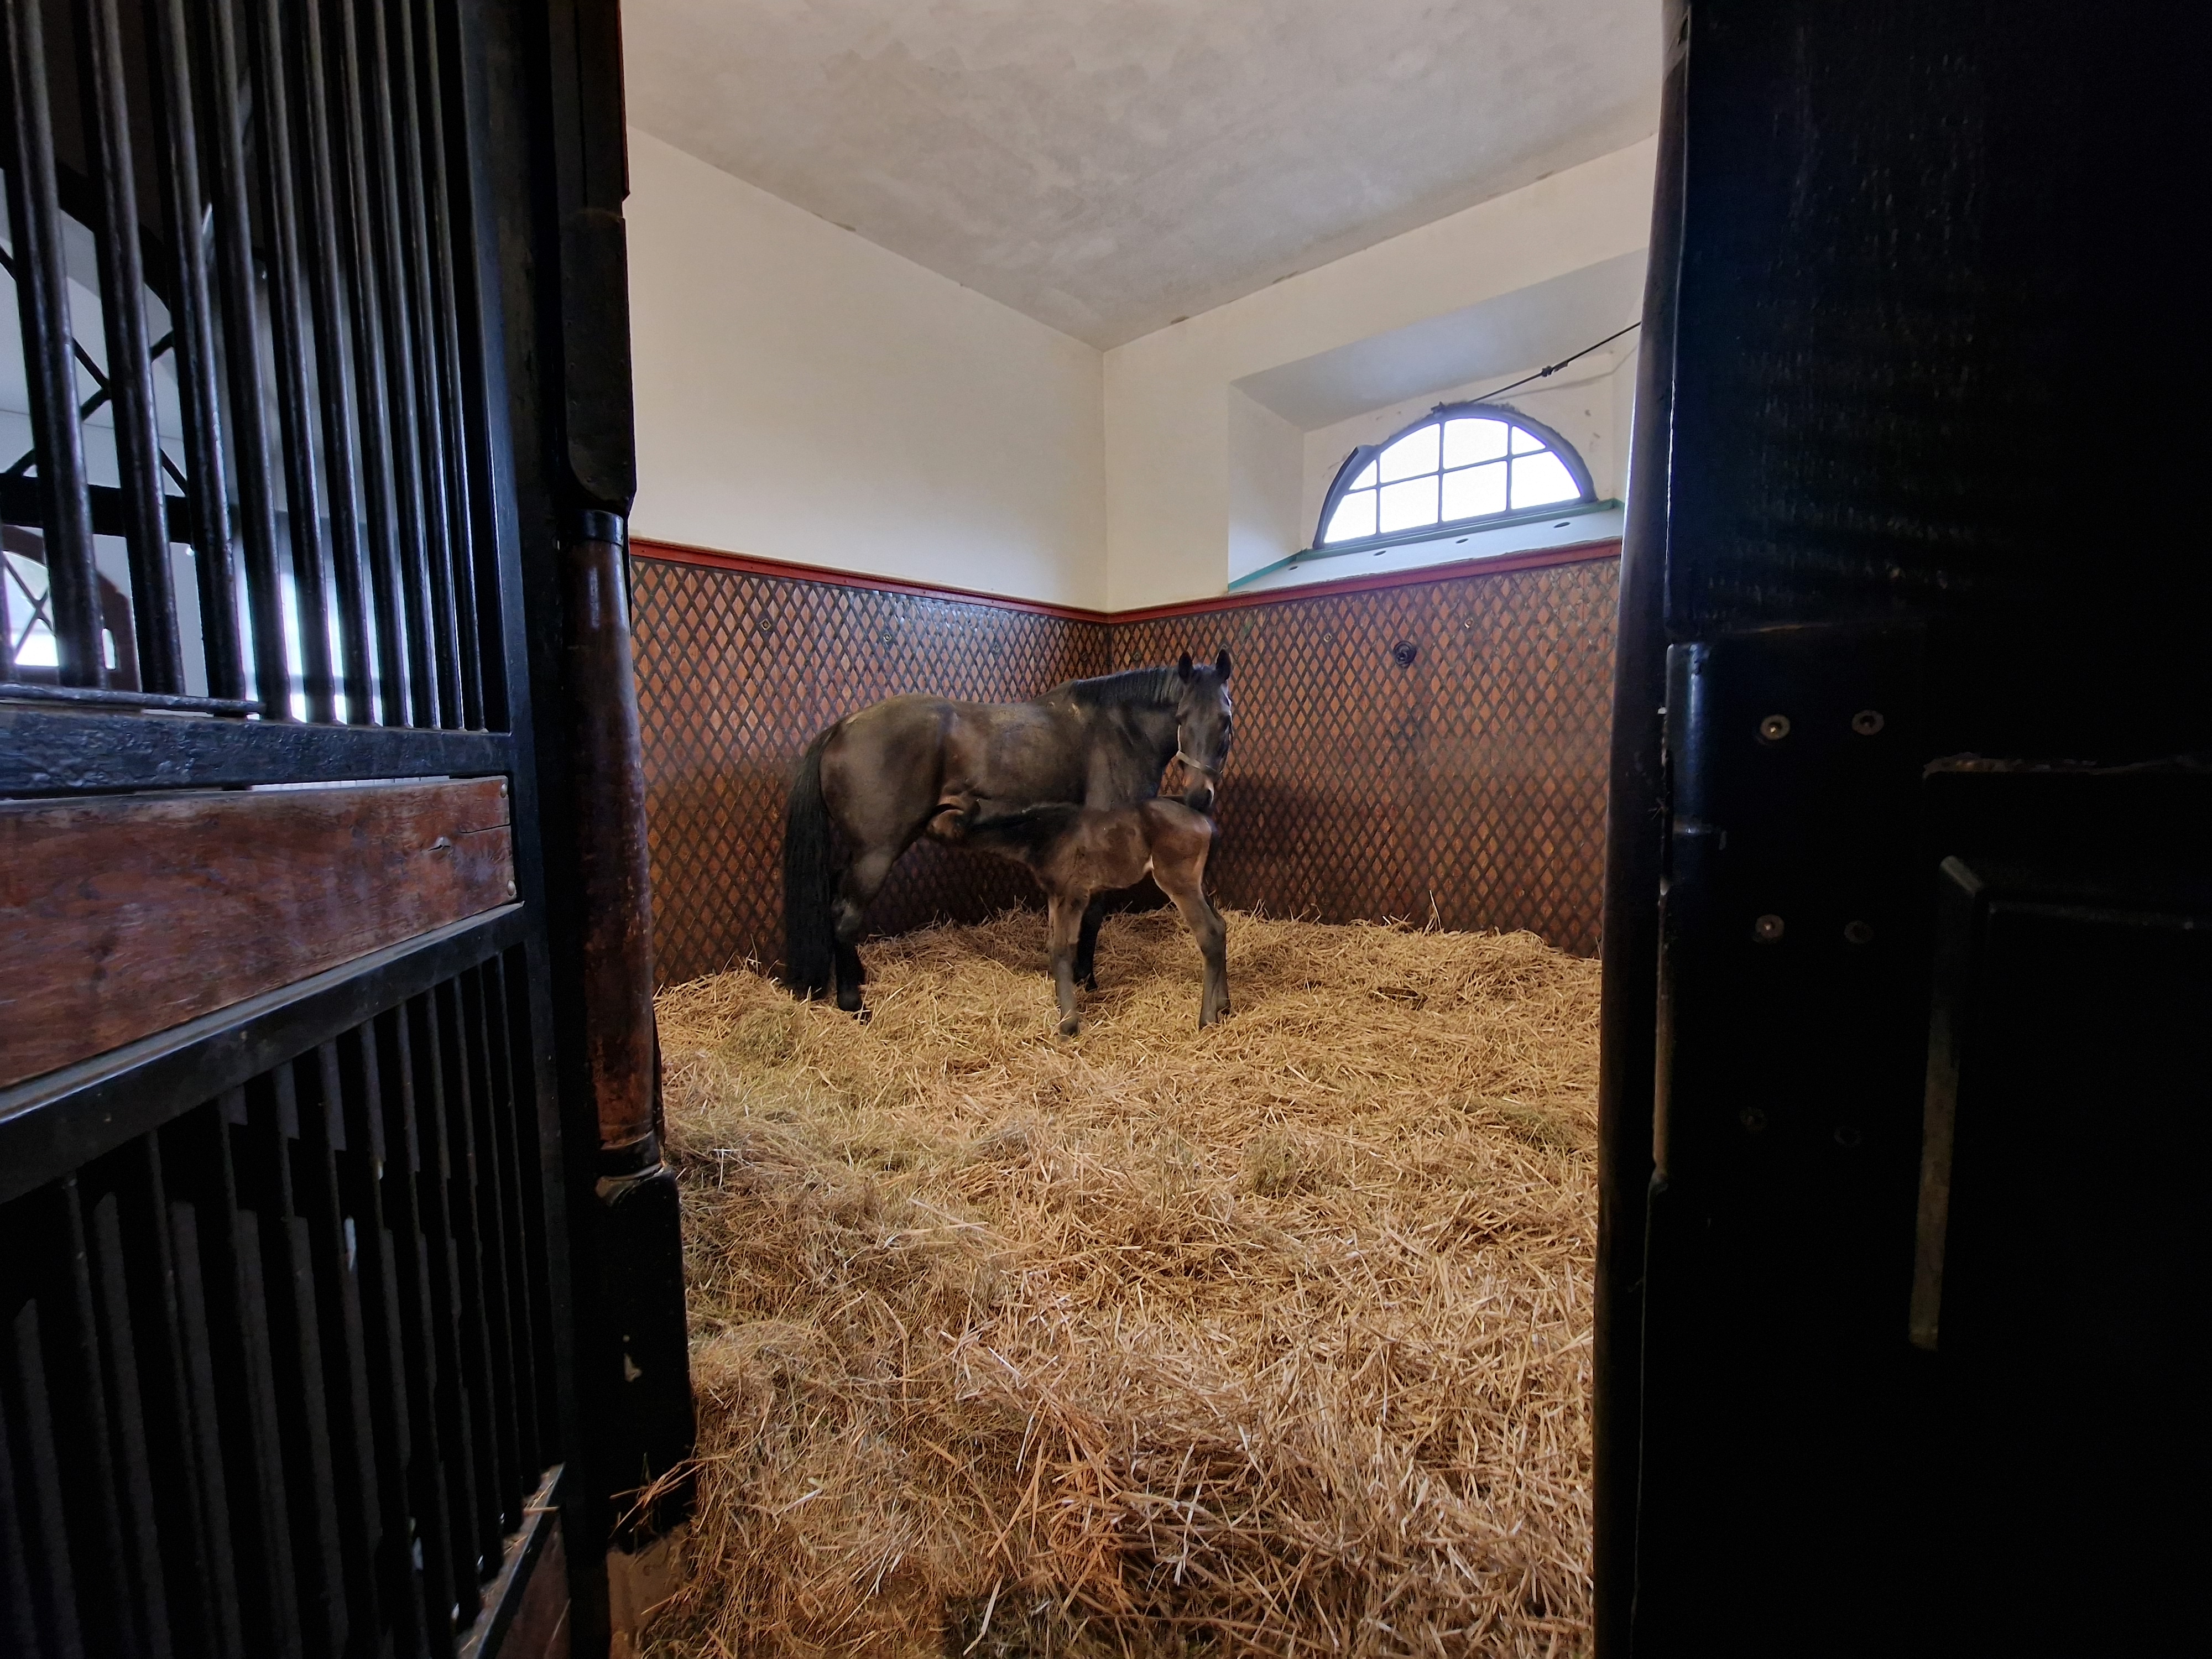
[1510,450,1582,508]
[1349,458,1378,490]
[1378,474,1440,533]
[1378,422,1441,483]
[1324,488,1377,543]
[1443,417,1510,467]
[1441,460,1509,521]
[1510,422,1546,455]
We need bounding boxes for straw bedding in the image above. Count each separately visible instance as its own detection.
[644,907,1600,1658]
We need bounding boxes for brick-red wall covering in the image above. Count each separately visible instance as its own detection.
[632,551,1617,987]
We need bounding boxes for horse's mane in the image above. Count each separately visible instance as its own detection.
[1050,665,1179,710]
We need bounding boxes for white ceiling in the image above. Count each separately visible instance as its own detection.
[621,1,1661,349]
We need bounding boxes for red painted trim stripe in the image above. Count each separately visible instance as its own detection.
[628,536,1622,624]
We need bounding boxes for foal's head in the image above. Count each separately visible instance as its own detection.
[1173,650,1234,812]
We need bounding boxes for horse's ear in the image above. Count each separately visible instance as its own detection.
[1214,648,1231,682]
[1177,652,1193,680]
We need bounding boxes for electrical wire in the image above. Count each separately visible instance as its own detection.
[1453,320,1642,408]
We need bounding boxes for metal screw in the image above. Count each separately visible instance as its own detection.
[1759,713,1791,742]
[1844,919,1875,946]
[1851,709,1885,737]
[1392,641,1418,667]
[505,879,518,898]
[1740,1107,1768,1133]
[1753,914,1786,943]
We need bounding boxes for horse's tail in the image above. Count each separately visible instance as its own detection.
[782,728,839,1000]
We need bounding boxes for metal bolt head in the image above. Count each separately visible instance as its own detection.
[1753,913,1786,943]
[1759,713,1792,742]
[1851,708,1885,737]
[1740,1107,1768,1133]
[1844,919,1875,946]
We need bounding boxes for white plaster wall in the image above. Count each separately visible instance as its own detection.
[625,129,1107,608]
[1102,139,1657,608]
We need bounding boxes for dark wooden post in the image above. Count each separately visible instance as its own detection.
[561,510,695,1541]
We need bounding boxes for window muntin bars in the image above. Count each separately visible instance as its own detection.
[0,0,501,729]
[1316,403,1598,552]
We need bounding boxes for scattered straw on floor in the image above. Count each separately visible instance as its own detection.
[643,907,1601,1658]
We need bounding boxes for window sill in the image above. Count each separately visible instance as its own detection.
[1229,498,1625,597]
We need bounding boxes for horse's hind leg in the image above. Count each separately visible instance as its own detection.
[832,845,900,1016]
[1047,893,1086,1035]
[1074,896,1107,991]
[1155,852,1230,1027]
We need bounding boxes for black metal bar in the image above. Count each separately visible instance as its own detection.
[407,992,487,1623]
[333,1026,435,1658]
[291,0,375,725]
[1,0,103,688]
[462,962,526,1520]
[121,1136,231,1659]
[483,952,547,1473]
[438,974,514,1546]
[81,1180,178,1658]
[246,1067,348,1652]
[157,1152,249,1655]
[241,0,338,724]
[323,0,409,727]
[140,0,247,703]
[0,472,195,540]
[377,1005,462,1651]
[409,0,483,729]
[357,0,441,728]
[50,1179,138,1656]
[75,0,184,695]
[195,0,296,718]
[0,680,257,715]
[178,1094,308,1656]
[1,1282,88,1657]
[385,0,462,728]
[0,906,526,1209]
[0,705,510,794]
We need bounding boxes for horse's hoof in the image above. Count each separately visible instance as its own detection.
[1058,1017,1080,1037]
[1083,975,1097,993]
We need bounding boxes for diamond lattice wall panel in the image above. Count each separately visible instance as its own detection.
[631,556,1109,985]
[632,549,1618,987]
[1112,555,1618,956]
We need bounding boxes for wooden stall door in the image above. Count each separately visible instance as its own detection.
[0,2,687,1657]
[1597,3,2212,1655]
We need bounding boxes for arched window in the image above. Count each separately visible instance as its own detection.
[1316,403,1595,549]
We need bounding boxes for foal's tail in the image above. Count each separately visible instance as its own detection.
[782,728,839,1000]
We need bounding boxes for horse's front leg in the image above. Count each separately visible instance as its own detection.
[1074,896,1106,991]
[1047,894,1084,1035]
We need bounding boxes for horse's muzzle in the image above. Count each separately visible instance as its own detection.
[1183,779,1217,813]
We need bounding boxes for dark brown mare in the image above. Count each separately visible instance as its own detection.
[784,653,1233,1012]
[953,797,1229,1035]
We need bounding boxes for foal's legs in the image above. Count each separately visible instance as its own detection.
[1073,897,1107,991]
[1152,849,1230,1026]
[831,844,901,1015]
[1046,891,1089,1035]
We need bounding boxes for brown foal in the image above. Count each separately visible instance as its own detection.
[956,797,1231,1036]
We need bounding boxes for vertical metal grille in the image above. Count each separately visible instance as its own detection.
[0,947,556,1656]
[0,0,502,728]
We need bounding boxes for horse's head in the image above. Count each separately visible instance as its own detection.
[1173,650,1233,812]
